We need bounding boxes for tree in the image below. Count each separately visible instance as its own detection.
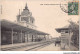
[68,20,79,49]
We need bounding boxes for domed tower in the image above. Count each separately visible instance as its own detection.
[17,3,36,29]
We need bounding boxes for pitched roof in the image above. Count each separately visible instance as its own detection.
[1,19,49,35]
[55,25,70,33]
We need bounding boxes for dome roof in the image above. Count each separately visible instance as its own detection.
[21,10,30,16]
[21,3,30,16]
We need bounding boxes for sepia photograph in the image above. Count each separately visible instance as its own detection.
[0,0,79,51]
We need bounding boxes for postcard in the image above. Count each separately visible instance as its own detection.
[0,0,79,51]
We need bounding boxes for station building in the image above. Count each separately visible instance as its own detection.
[55,25,73,48]
[1,4,49,45]
[55,24,79,50]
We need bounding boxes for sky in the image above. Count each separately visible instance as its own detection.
[0,0,79,37]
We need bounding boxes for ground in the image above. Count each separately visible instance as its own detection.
[36,43,61,51]
[32,43,70,51]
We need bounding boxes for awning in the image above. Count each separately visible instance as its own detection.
[1,19,49,35]
[55,26,69,33]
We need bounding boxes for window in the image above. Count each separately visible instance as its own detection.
[65,31,68,33]
[32,20,34,23]
[21,17,29,22]
[21,17,26,21]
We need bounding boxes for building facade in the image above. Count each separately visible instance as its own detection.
[55,25,72,48]
[17,4,36,29]
[1,4,49,45]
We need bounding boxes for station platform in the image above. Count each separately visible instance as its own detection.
[1,40,52,51]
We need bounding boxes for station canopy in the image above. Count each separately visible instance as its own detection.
[1,19,49,35]
[55,25,69,33]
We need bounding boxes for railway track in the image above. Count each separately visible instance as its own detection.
[1,41,53,51]
[26,41,52,51]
